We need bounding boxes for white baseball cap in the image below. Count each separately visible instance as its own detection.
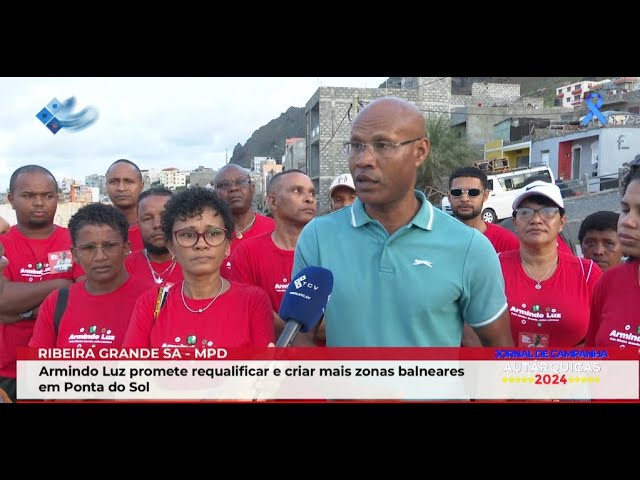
[328,173,356,198]
[512,180,564,210]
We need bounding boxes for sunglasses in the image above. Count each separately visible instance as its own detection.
[449,188,484,198]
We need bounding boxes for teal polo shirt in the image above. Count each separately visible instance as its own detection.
[293,190,507,347]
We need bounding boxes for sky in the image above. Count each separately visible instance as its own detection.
[0,77,389,192]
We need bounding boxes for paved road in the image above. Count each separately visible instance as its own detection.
[563,189,622,249]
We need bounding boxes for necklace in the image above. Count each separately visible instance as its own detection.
[181,279,225,314]
[144,249,177,285]
[521,256,557,290]
[235,213,256,239]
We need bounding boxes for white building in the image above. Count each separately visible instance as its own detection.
[159,168,186,190]
[141,168,161,185]
[253,156,276,173]
[555,80,605,108]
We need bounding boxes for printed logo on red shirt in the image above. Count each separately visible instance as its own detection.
[67,325,117,345]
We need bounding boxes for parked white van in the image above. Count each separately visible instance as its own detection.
[441,163,555,223]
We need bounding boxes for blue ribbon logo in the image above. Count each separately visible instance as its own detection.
[582,93,607,126]
[35,97,99,135]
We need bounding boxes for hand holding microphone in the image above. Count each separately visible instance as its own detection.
[251,266,333,400]
[276,266,334,347]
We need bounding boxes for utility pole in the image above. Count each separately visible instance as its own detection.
[225,148,228,164]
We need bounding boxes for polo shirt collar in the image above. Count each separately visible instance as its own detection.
[350,190,434,231]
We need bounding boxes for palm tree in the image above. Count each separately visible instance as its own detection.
[417,115,478,204]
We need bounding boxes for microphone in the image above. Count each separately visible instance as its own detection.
[276,266,333,347]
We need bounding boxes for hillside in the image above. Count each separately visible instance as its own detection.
[228,106,305,169]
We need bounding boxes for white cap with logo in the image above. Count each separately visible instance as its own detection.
[512,180,564,210]
[329,173,356,198]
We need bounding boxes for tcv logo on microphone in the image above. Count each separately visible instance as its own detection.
[36,97,99,135]
[294,274,320,290]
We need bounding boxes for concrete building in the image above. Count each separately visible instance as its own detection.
[190,165,217,189]
[283,137,305,172]
[253,156,275,173]
[554,80,603,108]
[530,118,640,191]
[261,159,282,195]
[141,168,161,185]
[58,177,76,193]
[159,168,186,190]
[451,106,573,153]
[85,174,106,195]
[303,77,556,212]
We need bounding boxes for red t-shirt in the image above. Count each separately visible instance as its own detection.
[227,232,294,312]
[484,222,520,253]
[0,225,84,378]
[221,213,275,278]
[29,275,152,348]
[499,250,602,347]
[125,250,184,289]
[122,280,274,349]
[585,260,640,348]
[128,224,144,253]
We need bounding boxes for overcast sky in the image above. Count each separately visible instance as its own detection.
[0,77,389,191]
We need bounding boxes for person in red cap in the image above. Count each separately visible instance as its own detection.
[329,173,357,212]
[499,180,602,348]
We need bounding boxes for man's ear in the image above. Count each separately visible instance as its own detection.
[415,138,430,169]
[266,193,276,212]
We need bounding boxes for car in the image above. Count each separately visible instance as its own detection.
[442,163,556,224]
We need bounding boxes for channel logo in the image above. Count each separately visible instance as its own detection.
[35,97,98,135]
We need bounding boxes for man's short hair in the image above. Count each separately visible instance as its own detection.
[106,159,142,181]
[137,187,174,206]
[578,211,620,243]
[9,165,57,193]
[448,166,487,189]
[267,169,307,194]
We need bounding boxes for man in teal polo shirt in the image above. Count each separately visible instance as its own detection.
[293,97,513,347]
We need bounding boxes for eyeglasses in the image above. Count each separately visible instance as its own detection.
[215,178,251,191]
[515,207,560,221]
[449,188,484,198]
[74,241,125,258]
[173,228,228,248]
[343,138,423,160]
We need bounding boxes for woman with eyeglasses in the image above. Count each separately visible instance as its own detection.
[586,158,640,348]
[29,204,150,348]
[499,180,602,347]
[123,187,274,349]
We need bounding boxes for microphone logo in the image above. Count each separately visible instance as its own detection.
[293,274,319,291]
[294,275,306,289]
[36,97,99,135]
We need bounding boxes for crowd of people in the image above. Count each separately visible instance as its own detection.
[1,97,638,403]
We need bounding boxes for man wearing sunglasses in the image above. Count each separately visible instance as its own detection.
[448,167,520,348]
[448,167,519,254]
